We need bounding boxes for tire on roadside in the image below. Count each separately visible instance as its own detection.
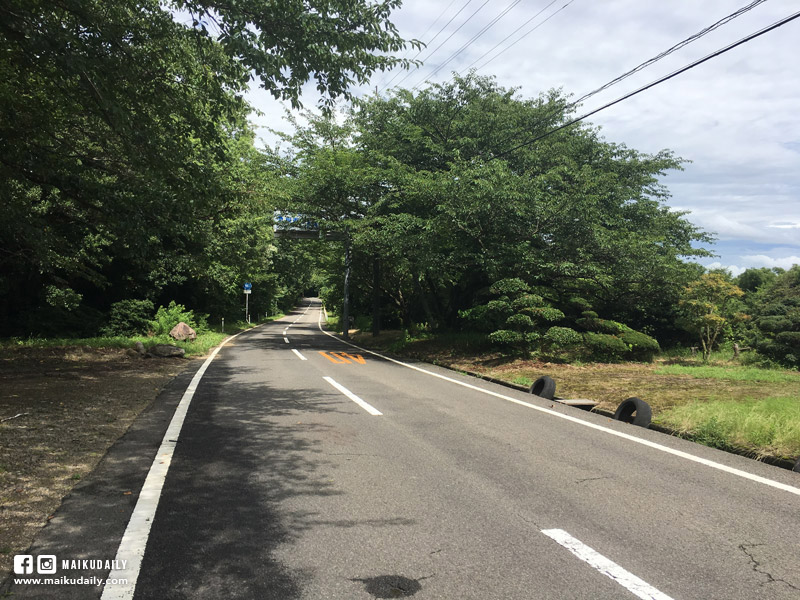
[613,397,652,428]
[530,376,556,400]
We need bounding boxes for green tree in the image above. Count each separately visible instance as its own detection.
[0,0,415,335]
[349,74,710,333]
[679,273,747,361]
[747,265,800,368]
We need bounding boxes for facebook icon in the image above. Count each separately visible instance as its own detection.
[14,555,33,575]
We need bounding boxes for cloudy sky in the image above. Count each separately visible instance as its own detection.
[246,0,800,276]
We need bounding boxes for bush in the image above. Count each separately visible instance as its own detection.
[542,326,582,352]
[575,316,630,334]
[100,299,155,336]
[150,301,208,336]
[620,330,660,362]
[584,332,629,362]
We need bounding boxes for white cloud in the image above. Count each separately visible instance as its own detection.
[244,0,800,269]
[703,262,746,277]
[740,254,800,270]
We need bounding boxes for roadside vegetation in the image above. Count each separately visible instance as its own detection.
[2,7,800,576]
[340,325,800,463]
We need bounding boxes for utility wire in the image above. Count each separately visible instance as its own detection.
[379,0,464,91]
[456,0,562,74]
[571,0,769,107]
[410,0,524,90]
[389,0,493,91]
[472,0,774,157]
[474,0,577,71]
[491,9,800,159]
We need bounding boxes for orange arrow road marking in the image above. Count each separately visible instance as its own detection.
[319,351,350,364]
[339,353,366,364]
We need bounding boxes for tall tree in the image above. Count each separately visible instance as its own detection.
[679,272,747,361]
[0,0,415,334]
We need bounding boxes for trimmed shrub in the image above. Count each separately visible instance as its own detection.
[506,313,536,332]
[620,330,660,362]
[584,332,629,362]
[100,299,155,336]
[543,326,582,352]
[576,316,630,334]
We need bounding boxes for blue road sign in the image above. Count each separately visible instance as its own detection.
[243,282,252,290]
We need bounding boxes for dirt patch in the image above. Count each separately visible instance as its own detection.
[0,346,195,579]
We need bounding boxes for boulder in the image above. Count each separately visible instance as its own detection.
[134,341,146,355]
[169,322,196,341]
[148,344,186,358]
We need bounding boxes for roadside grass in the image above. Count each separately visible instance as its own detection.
[658,397,800,459]
[341,327,800,463]
[654,364,800,383]
[0,314,284,358]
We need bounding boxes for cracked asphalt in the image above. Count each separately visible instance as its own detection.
[8,299,800,599]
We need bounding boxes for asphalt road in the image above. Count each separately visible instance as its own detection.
[7,299,800,599]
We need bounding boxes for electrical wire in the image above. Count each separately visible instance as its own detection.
[456,0,561,74]
[474,0,577,71]
[490,9,800,159]
[389,0,493,91]
[410,0,525,90]
[571,0,769,107]
[470,0,775,157]
[379,0,466,91]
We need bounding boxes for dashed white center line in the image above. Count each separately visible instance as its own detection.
[323,376,382,416]
[542,529,674,600]
[292,349,307,361]
[284,337,289,344]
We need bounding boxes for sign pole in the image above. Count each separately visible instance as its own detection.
[243,282,253,324]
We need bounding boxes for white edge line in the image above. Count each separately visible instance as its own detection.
[542,529,674,600]
[101,328,250,599]
[315,308,800,497]
[292,348,307,361]
[323,376,382,416]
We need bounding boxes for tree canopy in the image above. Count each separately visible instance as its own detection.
[0,0,416,335]
[282,74,712,343]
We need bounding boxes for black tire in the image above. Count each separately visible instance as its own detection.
[613,397,652,428]
[530,376,556,400]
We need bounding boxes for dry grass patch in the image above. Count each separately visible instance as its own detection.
[0,346,194,579]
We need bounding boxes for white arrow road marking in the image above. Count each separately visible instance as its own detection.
[323,376,382,416]
[542,529,674,600]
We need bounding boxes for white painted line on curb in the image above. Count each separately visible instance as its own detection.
[101,329,249,600]
[284,337,290,344]
[323,376,382,416]
[292,349,307,361]
[316,307,800,497]
[542,529,674,600]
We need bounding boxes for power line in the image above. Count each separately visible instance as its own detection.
[410,0,525,90]
[379,0,466,91]
[491,9,800,159]
[456,0,562,74]
[473,0,577,72]
[475,0,771,156]
[571,0,769,107]
[389,0,493,91]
